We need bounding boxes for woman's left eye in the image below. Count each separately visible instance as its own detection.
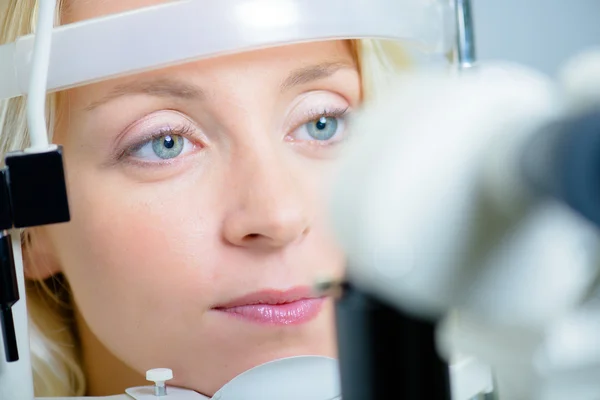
[292,112,347,144]
[130,133,194,162]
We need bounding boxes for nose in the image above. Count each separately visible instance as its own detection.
[222,150,311,250]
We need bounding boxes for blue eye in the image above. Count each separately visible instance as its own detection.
[292,110,348,144]
[128,132,193,162]
[306,116,339,141]
[151,135,185,159]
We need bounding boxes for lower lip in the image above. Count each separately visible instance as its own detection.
[215,298,325,325]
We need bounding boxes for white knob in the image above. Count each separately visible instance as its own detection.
[146,368,173,382]
[146,368,173,397]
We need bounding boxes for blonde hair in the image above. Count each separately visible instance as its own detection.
[0,1,411,397]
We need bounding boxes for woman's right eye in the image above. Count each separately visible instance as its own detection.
[123,126,200,164]
[114,110,206,165]
[131,133,190,161]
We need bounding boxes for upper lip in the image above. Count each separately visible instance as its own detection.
[213,286,320,309]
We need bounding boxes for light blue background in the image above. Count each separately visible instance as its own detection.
[473,0,600,76]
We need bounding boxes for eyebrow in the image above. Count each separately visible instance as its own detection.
[85,78,204,111]
[280,61,357,90]
[85,61,356,111]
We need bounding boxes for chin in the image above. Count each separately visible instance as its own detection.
[173,304,338,396]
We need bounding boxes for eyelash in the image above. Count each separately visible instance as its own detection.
[300,107,349,128]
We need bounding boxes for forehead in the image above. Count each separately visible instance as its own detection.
[67,40,356,111]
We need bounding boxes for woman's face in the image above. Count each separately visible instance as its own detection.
[30,0,360,396]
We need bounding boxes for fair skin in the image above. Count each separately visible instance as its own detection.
[25,0,361,397]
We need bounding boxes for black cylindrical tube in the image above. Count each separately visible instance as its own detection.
[0,233,18,305]
[335,282,451,400]
[0,233,19,362]
[1,307,18,362]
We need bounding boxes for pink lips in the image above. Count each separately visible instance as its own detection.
[213,287,325,325]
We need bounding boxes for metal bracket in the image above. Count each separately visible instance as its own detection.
[454,0,477,69]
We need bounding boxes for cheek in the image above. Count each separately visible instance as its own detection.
[302,158,341,222]
[297,159,347,271]
[48,167,224,324]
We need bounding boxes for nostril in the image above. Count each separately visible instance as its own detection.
[244,233,261,240]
